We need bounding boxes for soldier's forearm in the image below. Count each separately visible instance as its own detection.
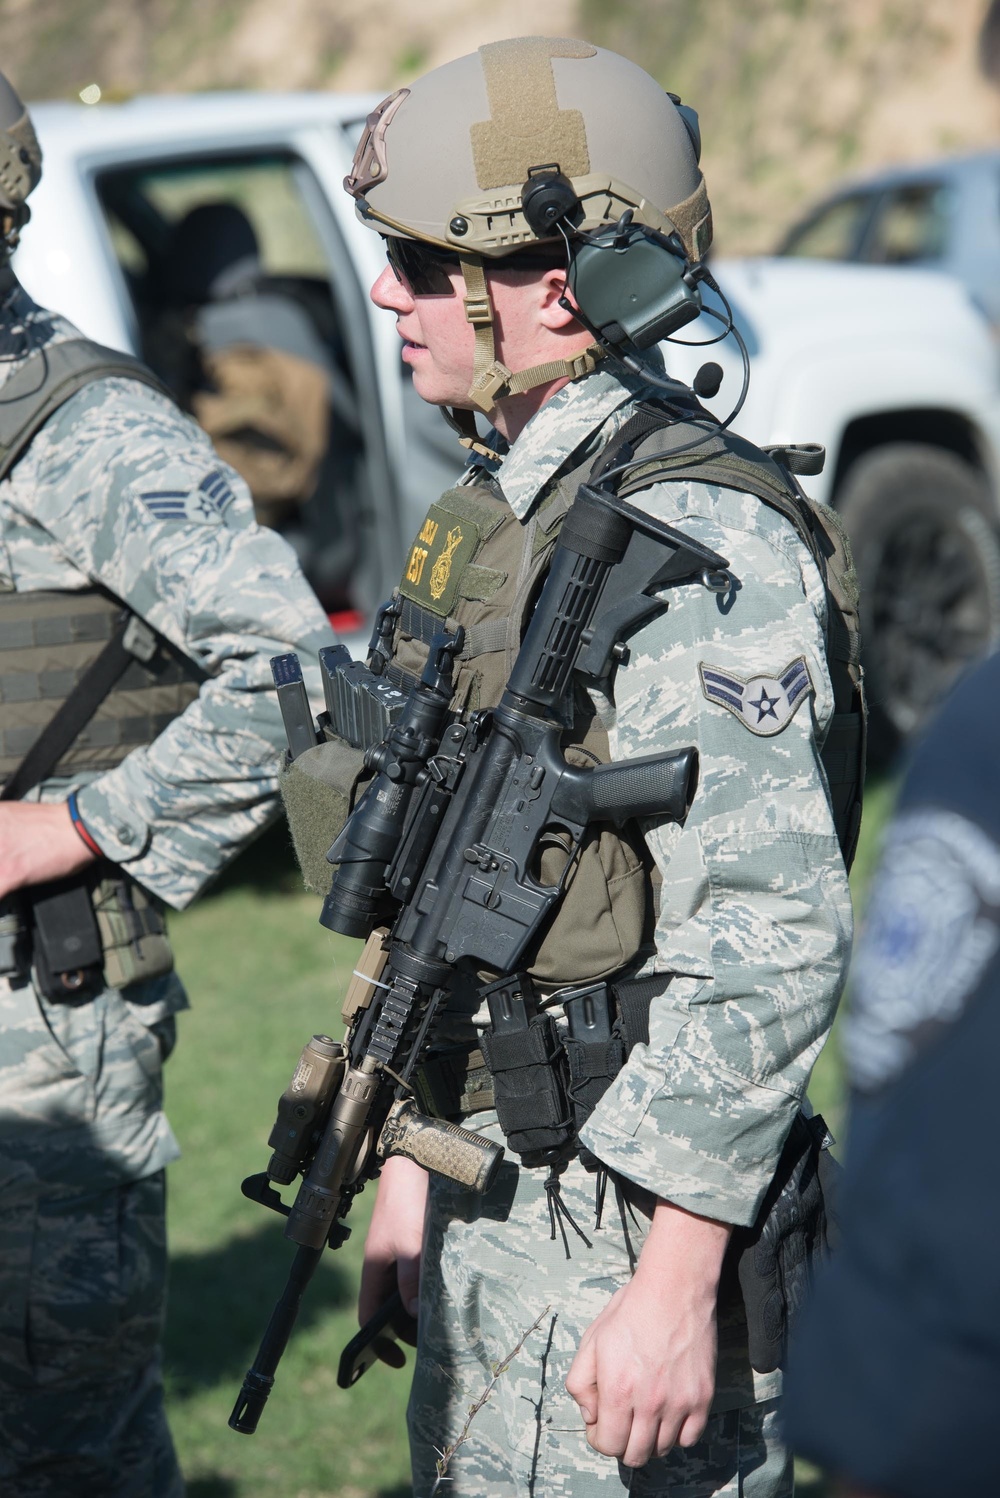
[0,801,97,899]
[634,1198,733,1296]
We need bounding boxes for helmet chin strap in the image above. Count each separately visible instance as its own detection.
[446,255,603,456]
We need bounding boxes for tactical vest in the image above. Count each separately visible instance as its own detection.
[0,337,202,789]
[382,465,654,987]
[375,399,865,990]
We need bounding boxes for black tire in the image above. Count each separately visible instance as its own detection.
[836,442,1000,766]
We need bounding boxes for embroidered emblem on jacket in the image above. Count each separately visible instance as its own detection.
[429,526,465,601]
[699,656,813,736]
[139,469,237,525]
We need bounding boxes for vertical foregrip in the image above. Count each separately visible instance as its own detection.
[380,1098,503,1192]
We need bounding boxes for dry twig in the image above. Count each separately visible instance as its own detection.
[430,1305,553,1494]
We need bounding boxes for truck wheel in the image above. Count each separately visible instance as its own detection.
[836,442,1000,766]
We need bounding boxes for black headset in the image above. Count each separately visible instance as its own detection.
[521,165,703,350]
[518,153,751,450]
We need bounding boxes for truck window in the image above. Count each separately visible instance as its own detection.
[777,193,876,261]
[862,182,948,265]
[94,153,370,623]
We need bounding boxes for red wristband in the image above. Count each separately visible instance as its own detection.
[67,791,104,858]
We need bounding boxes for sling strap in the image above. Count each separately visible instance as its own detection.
[590,399,867,870]
[0,331,188,801]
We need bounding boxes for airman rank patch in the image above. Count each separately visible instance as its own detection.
[139,469,238,525]
[699,656,813,736]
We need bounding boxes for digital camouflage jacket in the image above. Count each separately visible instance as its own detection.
[472,364,854,1230]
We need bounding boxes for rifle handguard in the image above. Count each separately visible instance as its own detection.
[378,1097,502,1193]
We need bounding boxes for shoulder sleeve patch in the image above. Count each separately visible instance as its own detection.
[699,655,813,736]
[138,469,238,526]
[845,809,1000,1091]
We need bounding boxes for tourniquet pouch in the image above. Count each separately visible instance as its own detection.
[731,1109,840,1372]
[278,738,368,895]
[479,1012,575,1160]
[91,874,174,990]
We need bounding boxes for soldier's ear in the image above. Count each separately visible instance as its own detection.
[537,267,581,332]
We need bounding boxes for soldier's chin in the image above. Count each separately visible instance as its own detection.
[408,363,463,410]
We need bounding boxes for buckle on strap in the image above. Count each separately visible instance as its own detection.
[468,359,513,406]
[122,614,158,664]
[568,349,600,379]
[463,293,493,328]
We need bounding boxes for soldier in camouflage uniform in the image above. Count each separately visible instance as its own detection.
[0,72,335,1497]
[344,39,854,1498]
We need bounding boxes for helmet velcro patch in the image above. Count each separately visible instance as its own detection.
[471,37,595,191]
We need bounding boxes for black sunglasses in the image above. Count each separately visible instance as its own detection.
[383,234,570,297]
[383,236,461,296]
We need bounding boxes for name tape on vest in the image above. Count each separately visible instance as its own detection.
[399,504,481,617]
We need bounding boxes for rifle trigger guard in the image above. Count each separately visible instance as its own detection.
[241,1172,292,1218]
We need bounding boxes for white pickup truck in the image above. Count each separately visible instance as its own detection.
[15,92,1000,759]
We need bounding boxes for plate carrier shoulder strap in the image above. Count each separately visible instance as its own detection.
[0,337,198,798]
[0,335,172,483]
[590,399,867,870]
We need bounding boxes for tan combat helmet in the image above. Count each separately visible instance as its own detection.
[0,71,42,261]
[345,37,711,422]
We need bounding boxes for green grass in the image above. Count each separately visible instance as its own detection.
[164,783,895,1494]
[164,828,408,1497]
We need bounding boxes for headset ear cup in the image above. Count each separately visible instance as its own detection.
[521,171,581,238]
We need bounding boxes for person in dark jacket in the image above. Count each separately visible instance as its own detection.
[784,647,1000,1497]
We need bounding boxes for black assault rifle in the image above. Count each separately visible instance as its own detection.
[229,481,729,1434]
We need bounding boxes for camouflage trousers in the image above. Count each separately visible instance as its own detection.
[408,1118,791,1498]
[0,1167,183,1498]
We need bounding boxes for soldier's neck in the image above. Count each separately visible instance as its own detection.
[491,376,572,443]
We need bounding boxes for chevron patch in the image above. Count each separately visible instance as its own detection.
[139,469,238,525]
[699,656,813,736]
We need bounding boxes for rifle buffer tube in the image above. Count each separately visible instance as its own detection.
[504,485,631,715]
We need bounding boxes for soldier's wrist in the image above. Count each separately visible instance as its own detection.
[66,790,105,859]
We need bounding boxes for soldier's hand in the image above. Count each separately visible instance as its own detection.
[0,802,98,898]
[359,1153,427,1361]
[565,1199,731,1469]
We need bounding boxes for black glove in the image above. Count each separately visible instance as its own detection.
[733,1110,840,1373]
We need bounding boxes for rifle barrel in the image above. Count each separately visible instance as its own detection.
[228,1243,323,1433]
